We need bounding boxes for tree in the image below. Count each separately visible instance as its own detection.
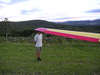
[3,18,15,37]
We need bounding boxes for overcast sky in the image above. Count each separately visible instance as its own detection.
[0,0,100,22]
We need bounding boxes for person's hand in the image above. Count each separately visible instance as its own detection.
[34,41,36,44]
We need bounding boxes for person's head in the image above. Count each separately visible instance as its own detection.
[37,31,42,35]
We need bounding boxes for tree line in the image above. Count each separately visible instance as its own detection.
[0,20,100,37]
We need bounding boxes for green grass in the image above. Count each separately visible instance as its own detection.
[0,38,100,75]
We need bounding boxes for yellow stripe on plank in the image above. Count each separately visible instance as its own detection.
[47,29,100,38]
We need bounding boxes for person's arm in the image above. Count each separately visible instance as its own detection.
[34,41,36,44]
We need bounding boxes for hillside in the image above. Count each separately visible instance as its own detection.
[0,20,100,36]
[0,20,63,31]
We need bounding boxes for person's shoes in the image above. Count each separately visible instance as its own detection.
[37,57,41,61]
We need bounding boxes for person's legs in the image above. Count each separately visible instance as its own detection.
[36,47,42,61]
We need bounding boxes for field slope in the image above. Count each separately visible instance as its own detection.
[0,39,100,75]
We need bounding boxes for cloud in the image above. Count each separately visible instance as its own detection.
[0,0,11,3]
[11,0,27,3]
[21,8,41,15]
[47,17,81,22]
[0,17,5,20]
[0,0,100,22]
[10,0,28,4]
[0,0,28,7]
[0,5,4,8]
[85,9,100,13]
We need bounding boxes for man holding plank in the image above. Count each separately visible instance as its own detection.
[34,32,43,61]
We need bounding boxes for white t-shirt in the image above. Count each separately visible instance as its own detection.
[34,34,42,47]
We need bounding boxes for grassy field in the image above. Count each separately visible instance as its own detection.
[0,37,100,75]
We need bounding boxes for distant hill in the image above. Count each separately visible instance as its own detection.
[0,20,67,36]
[0,20,64,31]
[0,19,100,35]
[55,19,100,26]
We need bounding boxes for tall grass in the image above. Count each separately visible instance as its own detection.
[0,36,100,75]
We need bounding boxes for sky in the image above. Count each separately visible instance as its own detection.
[0,0,100,22]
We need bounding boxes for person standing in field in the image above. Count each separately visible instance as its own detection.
[34,32,43,61]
